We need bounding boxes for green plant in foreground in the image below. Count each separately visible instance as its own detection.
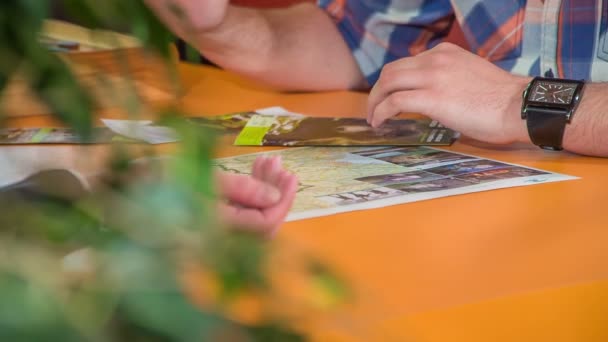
[0,1,348,341]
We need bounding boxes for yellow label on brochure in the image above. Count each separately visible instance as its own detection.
[30,128,52,143]
[234,115,277,145]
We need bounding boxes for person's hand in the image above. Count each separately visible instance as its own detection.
[367,43,531,145]
[216,156,298,236]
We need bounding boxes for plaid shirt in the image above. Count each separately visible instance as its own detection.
[319,0,608,85]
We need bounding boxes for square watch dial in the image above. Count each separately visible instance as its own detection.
[529,81,579,105]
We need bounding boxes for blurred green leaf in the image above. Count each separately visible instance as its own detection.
[309,260,351,305]
[27,51,94,138]
[167,117,217,199]
[61,0,106,29]
[202,232,268,298]
[0,197,101,249]
[0,1,330,341]
[127,2,175,59]
[0,271,83,342]
[0,1,94,137]
[0,74,7,96]
[120,291,232,342]
[246,323,306,342]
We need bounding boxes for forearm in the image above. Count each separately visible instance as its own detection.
[146,1,365,90]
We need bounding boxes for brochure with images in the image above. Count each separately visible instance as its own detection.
[234,115,456,146]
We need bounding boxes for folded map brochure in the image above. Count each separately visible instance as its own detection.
[186,112,257,134]
[0,109,457,146]
[0,115,245,145]
[234,115,456,146]
[186,109,457,147]
[0,110,282,145]
[0,127,137,145]
[185,108,305,134]
[0,119,178,145]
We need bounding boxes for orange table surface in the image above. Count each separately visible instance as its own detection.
[179,64,608,341]
[8,63,608,341]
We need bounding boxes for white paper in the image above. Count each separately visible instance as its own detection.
[101,119,179,144]
[254,106,306,117]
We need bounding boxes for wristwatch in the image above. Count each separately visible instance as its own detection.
[521,76,585,151]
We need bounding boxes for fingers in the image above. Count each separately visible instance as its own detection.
[256,155,283,186]
[219,170,298,235]
[218,202,271,231]
[252,156,265,180]
[367,67,432,124]
[252,155,283,185]
[217,173,281,208]
[369,90,430,127]
[249,155,297,234]
[218,155,298,235]
[366,45,459,125]
[264,170,298,236]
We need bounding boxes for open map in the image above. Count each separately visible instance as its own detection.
[213,146,578,221]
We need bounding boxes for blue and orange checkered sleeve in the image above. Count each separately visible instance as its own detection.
[318,0,455,86]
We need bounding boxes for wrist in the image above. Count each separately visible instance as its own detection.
[505,76,533,143]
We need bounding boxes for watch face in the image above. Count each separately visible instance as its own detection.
[529,81,579,105]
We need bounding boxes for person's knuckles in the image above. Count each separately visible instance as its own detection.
[367,85,384,115]
[382,73,406,93]
[380,59,402,75]
[426,51,454,70]
[380,90,429,121]
[370,73,404,114]
[377,63,410,90]
[434,41,460,53]
[423,68,446,89]
[386,91,406,110]
[378,63,405,87]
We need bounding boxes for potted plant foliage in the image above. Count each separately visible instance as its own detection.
[0,1,346,341]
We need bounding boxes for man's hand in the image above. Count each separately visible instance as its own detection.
[217,156,298,236]
[367,43,531,145]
